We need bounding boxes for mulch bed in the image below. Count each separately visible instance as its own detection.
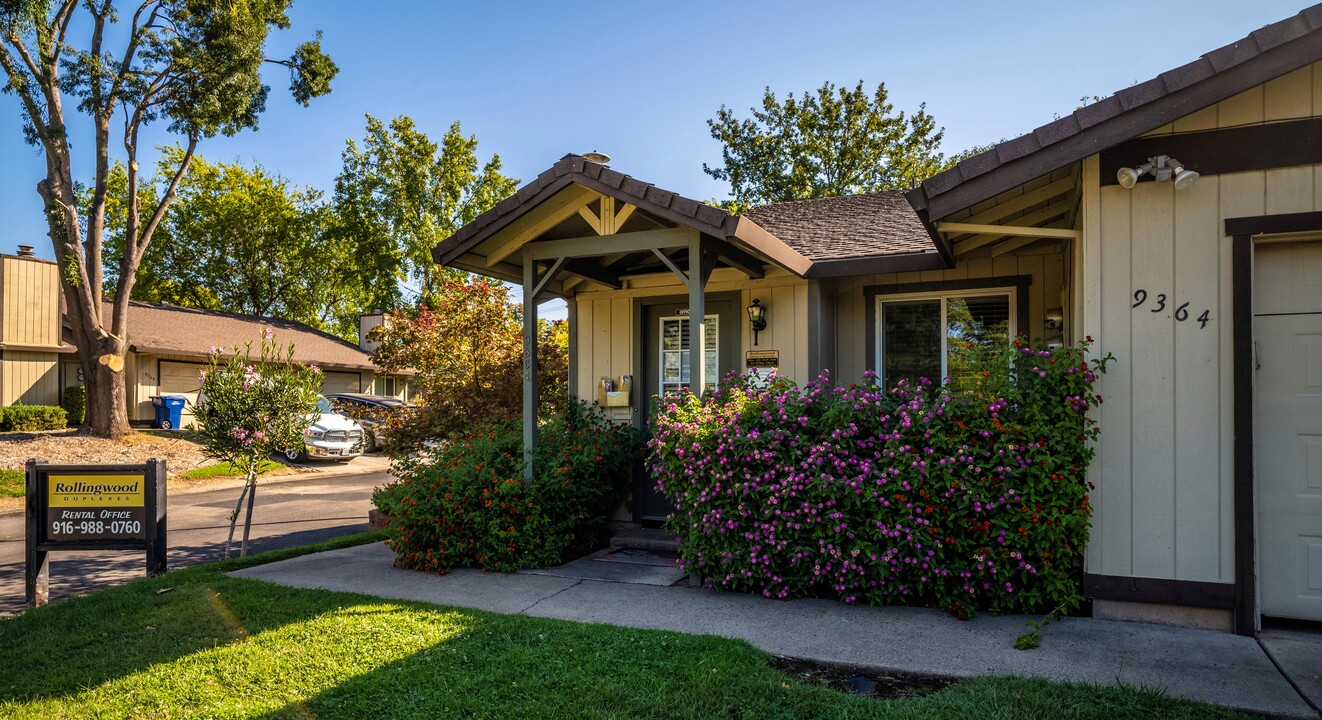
[770,656,956,700]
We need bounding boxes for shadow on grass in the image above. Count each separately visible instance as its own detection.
[0,524,370,615]
[0,532,387,708]
[0,548,1250,720]
[245,613,1248,720]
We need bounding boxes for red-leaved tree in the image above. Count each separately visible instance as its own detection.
[370,279,567,446]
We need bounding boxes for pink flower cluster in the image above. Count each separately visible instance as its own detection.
[647,340,1109,617]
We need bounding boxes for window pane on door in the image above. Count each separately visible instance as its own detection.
[882,300,941,388]
[659,315,718,395]
[946,295,1011,392]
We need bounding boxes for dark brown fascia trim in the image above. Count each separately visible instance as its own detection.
[436,173,734,268]
[433,173,578,265]
[1083,574,1236,610]
[0,342,77,354]
[1219,212,1322,636]
[804,251,947,278]
[915,204,955,267]
[918,30,1322,222]
[144,348,376,372]
[1101,117,1322,186]
[729,216,814,276]
[1231,233,1256,636]
[1225,209,1322,236]
[434,174,821,280]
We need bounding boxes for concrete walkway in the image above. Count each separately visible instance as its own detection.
[233,542,1319,719]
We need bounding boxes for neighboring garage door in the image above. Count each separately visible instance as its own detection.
[1255,241,1322,622]
[158,361,205,425]
[321,371,363,395]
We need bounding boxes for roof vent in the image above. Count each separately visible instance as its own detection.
[583,151,611,165]
[16,245,34,257]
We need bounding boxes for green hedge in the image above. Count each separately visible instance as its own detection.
[379,402,637,573]
[61,385,86,426]
[1,405,68,431]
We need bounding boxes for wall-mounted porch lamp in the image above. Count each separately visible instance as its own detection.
[747,298,767,346]
[1117,154,1199,190]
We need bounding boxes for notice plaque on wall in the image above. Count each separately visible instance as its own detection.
[745,350,779,368]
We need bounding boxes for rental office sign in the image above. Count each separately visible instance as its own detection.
[25,458,167,607]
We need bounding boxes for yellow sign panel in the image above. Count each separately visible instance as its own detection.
[48,475,145,508]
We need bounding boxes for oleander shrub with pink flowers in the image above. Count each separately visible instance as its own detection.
[648,338,1110,617]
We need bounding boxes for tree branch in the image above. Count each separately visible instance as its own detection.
[0,46,49,137]
[112,133,196,339]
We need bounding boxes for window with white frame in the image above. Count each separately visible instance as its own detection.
[876,289,1014,391]
[659,314,718,395]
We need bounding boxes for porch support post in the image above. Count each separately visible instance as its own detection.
[687,237,705,397]
[522,250,539,480]
[567,293,578,402]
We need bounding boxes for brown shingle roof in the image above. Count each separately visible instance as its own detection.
[742,191,935,262]
[111,300,376,371]
[433,154,944,279]
[908,4,1322,222]
[433,154,743,267]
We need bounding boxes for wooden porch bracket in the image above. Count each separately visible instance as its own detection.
[531,256,568,299]
[562,259,622,289]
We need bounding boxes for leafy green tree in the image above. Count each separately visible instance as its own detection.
[0,1,336,438]
[100,147,392,340]
[704,81,956,206]
[193,329,322,558]
[331,115,518,300]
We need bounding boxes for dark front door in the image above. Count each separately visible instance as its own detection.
[636,294,739,523]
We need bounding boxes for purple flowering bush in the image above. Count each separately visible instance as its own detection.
[648,338,1110,617]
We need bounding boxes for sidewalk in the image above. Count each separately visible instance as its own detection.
[232,542,1319,719]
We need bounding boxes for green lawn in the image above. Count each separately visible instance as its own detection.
[0,468,23,498]
[0,533,1249,720]
[178,458,283,481]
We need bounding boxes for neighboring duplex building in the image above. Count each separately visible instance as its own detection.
[0,246,410,425]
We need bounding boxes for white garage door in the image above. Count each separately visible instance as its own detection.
[158,361,205,425]
[321,371,363,395]
[1255,241,1322,621]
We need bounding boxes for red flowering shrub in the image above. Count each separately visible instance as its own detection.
[648,338,1110,616]
[379,402,636,573]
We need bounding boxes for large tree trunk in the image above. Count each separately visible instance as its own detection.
[41,175,130,440]
[84,360,132,439]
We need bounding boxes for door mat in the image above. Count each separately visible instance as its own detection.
[593,548,681,567]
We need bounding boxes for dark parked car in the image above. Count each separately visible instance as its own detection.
[323,393,416,452]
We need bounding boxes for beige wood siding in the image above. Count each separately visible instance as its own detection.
[1082,61,1322,584]
[572,268,809,415]
[0,256,61,348]
[1,350,60,406]
[831,251,1067,383]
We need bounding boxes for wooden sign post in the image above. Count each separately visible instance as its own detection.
[25,458,167,608]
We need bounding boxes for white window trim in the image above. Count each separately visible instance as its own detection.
[875,286,1017,388]
[658,313,718,394]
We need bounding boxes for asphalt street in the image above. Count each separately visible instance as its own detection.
[0,466,390,615]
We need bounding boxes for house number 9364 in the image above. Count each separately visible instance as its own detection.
[1131,289,1211,328]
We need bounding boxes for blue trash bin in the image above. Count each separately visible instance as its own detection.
[150,395,187,430]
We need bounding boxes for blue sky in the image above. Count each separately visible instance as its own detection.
[0,0,1306,319]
